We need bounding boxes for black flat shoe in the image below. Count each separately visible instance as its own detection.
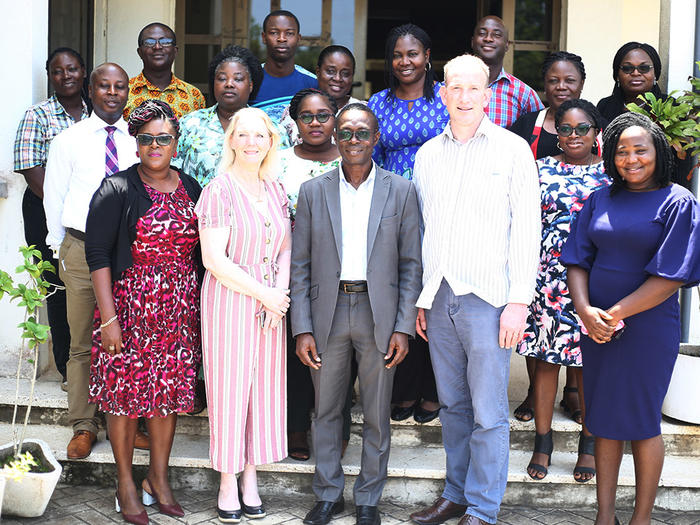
[217,506,242,523]
[356,505,380,525]
[303,497,345,525]
[391,401,418,421]
[239,489,266,519]
[413,405,440,424]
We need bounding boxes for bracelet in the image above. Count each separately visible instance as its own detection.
[100,315,118,329]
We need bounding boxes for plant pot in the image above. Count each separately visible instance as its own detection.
[0,438,62,517]
[662,344,700,424]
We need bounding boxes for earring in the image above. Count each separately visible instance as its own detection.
[556,140,562,151]
[425,61,432,72]
[173,151,177,158]
[135,151,140,158]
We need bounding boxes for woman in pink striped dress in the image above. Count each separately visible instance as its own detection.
[195,107,291,523]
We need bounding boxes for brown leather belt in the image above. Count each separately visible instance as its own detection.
[67,228,86,241]
[339,280,368,293]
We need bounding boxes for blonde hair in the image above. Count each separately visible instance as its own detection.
[219,107,281,180]
[443,54,490,88]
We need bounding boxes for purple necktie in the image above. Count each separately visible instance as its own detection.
[105,126,119,177]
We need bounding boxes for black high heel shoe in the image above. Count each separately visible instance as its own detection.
[573,431,596,483]
[527,429,553,480]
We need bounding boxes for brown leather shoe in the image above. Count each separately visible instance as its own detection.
[457,515,488,525]
[67,430,97,459]
[134,430,150,450]
[410,497,467,525]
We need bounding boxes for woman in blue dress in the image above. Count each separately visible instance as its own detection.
[563,112,699,525]
[517,100,609,483]
[367,23,448,423]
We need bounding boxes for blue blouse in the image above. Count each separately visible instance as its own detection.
[367,83,449,179]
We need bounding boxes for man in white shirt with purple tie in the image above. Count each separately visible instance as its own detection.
[44,63,137,460]
[409,54,540,525]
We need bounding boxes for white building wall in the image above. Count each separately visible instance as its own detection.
[0,0,49,375]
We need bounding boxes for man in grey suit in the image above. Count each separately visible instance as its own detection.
[291,103,422,525]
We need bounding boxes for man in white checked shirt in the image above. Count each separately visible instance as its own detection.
[409,55,540,525]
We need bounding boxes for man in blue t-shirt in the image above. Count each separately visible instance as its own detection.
[251,9,317,123]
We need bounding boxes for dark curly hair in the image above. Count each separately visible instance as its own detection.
[541,51,586,81]
[602,112,674,193]
[46,47,92,113]
[317,45,356,71]
[262,9,300,32]
[384,24,436,102]
[208,45,263,103]
[554,99,603,130]
[289,88,338,121]
[127,99,179,137]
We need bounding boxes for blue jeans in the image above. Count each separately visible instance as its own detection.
[426,280,510,524]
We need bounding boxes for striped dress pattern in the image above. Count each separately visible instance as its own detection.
[195,172,289,473]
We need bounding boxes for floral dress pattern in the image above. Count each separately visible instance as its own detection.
[367,83,449,179]
[89,181,201,417]
[516,156,610,366]
[278,147,340,222]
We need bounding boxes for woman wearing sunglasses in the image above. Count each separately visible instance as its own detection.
[517,99,610,484]
[86,99,202,524]
[279,88,352,462]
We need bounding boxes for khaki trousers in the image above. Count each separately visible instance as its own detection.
[58,232,99,434]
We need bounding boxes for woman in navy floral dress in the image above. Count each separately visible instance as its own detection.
[367,23,448,423]
[86,100,202,524]
[516,100,609,483]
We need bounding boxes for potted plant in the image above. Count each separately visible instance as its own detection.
[0,245,63,517]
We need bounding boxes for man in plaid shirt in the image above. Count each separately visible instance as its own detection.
[471,16,543,128]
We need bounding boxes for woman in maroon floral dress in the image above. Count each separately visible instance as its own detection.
[86,100,202,525]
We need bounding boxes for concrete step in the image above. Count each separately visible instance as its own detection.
[3,377,699,456]
[0,422,698,511]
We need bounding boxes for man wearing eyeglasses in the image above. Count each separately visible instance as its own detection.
[290,104,421,525]
[123,23,206,120]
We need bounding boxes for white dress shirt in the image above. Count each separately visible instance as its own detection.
[413,116,541,309]
[43,113,137,251]
[339,163,376,281]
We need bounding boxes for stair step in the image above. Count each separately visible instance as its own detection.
[2,378,698,456]
[0,422,698,511]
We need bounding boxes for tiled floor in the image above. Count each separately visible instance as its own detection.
[4,484,699,524]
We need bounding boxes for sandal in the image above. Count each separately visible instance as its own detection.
[288,431,310,461]
[514,386,534,422]
[573,431,596,483]
[559,386,583,424]
[527,430,553,480]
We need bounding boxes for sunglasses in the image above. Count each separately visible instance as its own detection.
[556,123,594,137]
[136,133,176,146]
[140,37,175,48]
[337,129,373,142]
[619,64,653,74]
[298,112,333,124]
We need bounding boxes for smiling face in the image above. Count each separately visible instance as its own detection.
[617,48,656,99]
[614,125,658,191]
[392,34,429,87]
[317,52,354,103]
[262,15,300,62]
[229,113,273,167]
[136,118,178,172]
[89,64,129,124]
[296,94,336,147]
[544,60,584,110]
[213,60,253,113]
[471,17,508,66]
[440,66,491,130]
[335,109,379,167]
[557,108,596,161]
[137,24,177,73]
[48,52,86,99]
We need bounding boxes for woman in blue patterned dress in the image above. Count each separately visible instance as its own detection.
[368,24,448,423]
[516,100,610,482]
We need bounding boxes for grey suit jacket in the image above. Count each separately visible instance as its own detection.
[290,165,422,354]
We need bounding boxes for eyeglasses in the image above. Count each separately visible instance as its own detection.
[136,133,176,146]
[298,112,333,124]
[337,129,373,142]
[140,37,175,48]
[556,123,594,137]
[619,64,653,75]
